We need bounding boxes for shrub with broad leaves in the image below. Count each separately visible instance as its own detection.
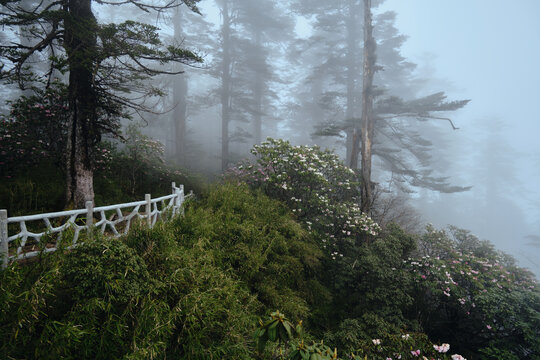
[227,138,380,257]
[0,84,69,178]
[254,311,466,360]
[405,225,540,359]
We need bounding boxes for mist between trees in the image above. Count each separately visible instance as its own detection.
[1,1,538,278]
[1,0,471,203]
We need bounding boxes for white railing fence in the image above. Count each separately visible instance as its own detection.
[1,182,190,269]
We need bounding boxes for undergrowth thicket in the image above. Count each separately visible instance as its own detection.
[0,90,202,214]
[1,139,539,359]
[0,185,320,359]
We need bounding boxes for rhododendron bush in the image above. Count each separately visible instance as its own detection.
[228,138,380,256]
[405,226,540,359]
[225,139,540,359]
[0,83,122,180]
[254,311,467,360]
[0,84,69,179]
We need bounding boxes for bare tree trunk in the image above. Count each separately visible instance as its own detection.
[345,128,353,164]
[64,0,97,208]
[220,0,232,171]
[352,0,376,213]
[359,0,376,212]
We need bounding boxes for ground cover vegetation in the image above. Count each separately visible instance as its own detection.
[1,139,538,359]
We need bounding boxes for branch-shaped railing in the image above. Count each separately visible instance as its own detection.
[0,182,190,268]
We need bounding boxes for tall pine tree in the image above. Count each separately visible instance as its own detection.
[0,0,202,206]
[290,0,470,201]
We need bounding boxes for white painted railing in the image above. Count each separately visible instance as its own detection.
[0,182,190,269]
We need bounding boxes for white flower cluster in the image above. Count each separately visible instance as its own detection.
[234,138,383,258]
[433,343,450,353]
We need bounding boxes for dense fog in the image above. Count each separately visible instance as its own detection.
[166,0,540,276]
[2,0,539,276]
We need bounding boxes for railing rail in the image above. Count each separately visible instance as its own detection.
[1,182,190,268]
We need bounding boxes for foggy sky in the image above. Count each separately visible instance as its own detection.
[376,0,540,275]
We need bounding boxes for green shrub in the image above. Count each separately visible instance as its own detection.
[173,183,328,322]
[254,312,463,360]
[0,224,258,359]
[0,83,69,180]
[0,161,65,215]
[406,225,540,359]
[94,125,206,205]
[61,237,152,304]
[227,138,380,256]
[349,331,458,360]
[122,221,259,359]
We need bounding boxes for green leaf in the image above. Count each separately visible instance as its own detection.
[254,327,266,339]
[289,349,300,360]
[257,337,268,353]
[268,321,278,341]
[283,320,293,339]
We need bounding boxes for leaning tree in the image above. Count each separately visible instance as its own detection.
[0,0,202,207]
[291,0,470,211]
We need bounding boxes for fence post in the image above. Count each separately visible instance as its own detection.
[179,185,185,215]
[171,182,178,210]
[1,210,8,269]
[145,194,152,227]
[85,201,94,239]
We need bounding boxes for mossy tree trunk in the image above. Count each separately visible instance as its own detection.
[64,0,98,208]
